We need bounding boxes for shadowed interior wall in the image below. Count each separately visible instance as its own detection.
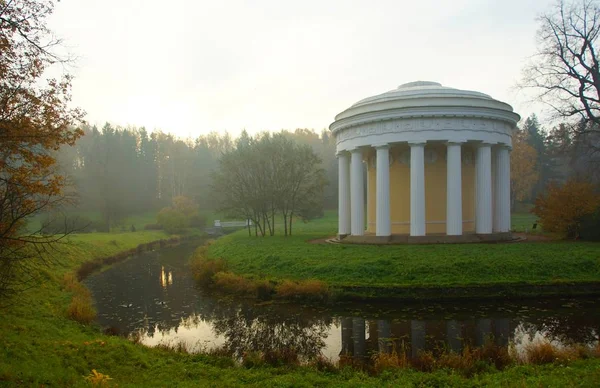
[366,144,476,234]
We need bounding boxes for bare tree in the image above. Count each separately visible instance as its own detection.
[522,0,600,134]
[211,131,326,237]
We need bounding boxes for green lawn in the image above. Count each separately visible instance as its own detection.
[1,228,600,386]
[207,212,600,295]
[511,212,541,233]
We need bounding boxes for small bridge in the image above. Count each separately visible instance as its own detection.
[213,220,252,228]
[205,219,252,236]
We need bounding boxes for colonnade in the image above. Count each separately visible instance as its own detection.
[337,141,511,237]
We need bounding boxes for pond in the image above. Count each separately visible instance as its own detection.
[84,241,600,363]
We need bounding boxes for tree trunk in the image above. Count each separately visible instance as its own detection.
[283,213,288,236]
[271,209,275,236]
[289,212,293,236]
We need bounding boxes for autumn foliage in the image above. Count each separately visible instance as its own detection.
[157,196,201,233]
[532,180,600,239]
[0,1,84,298]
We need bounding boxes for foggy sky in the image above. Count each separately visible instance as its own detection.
[49,0,555,137]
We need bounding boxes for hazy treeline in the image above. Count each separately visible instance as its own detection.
[55,125,337,229]
[512,114,600,208]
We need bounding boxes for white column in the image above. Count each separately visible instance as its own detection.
[494,145,511,233]
[446,142,463,235]
[476,143,493,234]
[375,145,391,236]
[350,148,364,236]
[410,142,426,236]
[366,156,370,232]
[337,152,351,236]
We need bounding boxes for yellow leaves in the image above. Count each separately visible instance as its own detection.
[84,369,113,387]
[532,180,600,238]
[172,195,198,216]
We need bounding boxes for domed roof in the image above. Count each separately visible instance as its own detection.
[351,81,492,108]
[332,81,519,127]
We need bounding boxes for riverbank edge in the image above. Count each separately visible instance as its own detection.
[203,241,600,303]
[74,233,203,281]
[333,281,600,302]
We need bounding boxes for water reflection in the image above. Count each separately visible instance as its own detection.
[84,243,600,362]
[339,316,514,360]
[160,266,173,288]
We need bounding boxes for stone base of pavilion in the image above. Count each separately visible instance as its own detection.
[337,232,514,245]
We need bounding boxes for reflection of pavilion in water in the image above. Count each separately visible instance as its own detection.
[340,317,512,359]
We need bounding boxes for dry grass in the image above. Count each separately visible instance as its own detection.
[310,355,338,373]
[67,292,96,324]
[372,348,409,374]
[437,342,511,376]
[262,348,300,367]
[411,350,437,372]
[369,341,512,377]
[155,340,190,354]
[190,246,227,287]
[62,272,80,293]
[520,340,600,365]
[274,279,330,301]
[213,272,257,295]
[62,271,97,324]
[240,349,301,368]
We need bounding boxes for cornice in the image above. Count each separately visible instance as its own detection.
[330,107,520,134]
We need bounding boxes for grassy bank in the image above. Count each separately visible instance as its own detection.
[206,212,600,299]
[1,229,600,386]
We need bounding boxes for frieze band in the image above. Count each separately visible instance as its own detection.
[335,117,512,145]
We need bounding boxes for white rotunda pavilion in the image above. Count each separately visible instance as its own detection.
[330,81,521,243]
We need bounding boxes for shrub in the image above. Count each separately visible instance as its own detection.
[144,223,163,230]
[532,180,600,239]
[172,195,199,215]
[157,207,188,234]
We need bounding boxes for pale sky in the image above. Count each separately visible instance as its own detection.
[49,0,555,138]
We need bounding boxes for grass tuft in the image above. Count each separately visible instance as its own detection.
[67,293,96,324]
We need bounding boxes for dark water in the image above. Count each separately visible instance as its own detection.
[84,242,600,361]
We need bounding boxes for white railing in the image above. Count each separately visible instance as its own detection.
[214,219,252,228]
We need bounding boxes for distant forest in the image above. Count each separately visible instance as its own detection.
[54,125,338,230]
